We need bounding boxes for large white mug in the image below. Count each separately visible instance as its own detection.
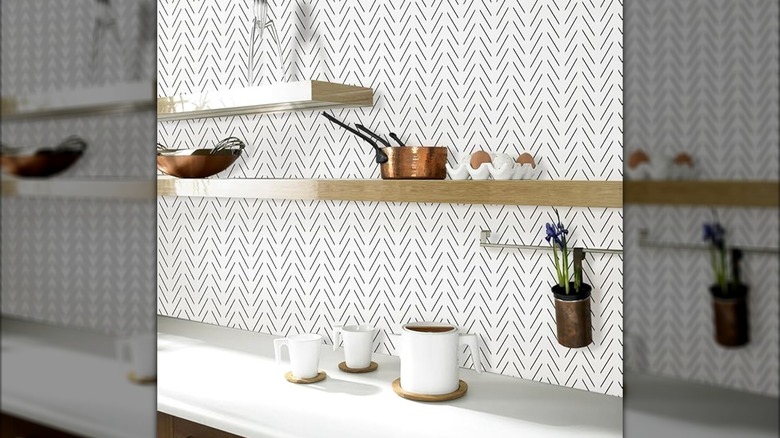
[390,322,481,395]
[116,333,156,379]
[332,324,376,369]
[274,334,323,379]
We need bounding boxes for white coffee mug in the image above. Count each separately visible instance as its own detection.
[274,334,323,379]
[116,333,156,379]
[332,324,376,369]
[390,322,481,395]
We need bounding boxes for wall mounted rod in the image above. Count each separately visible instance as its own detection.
[638,229,778,255]
[479,230,623,255]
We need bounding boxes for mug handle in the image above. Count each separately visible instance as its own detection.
[386,333,401,357]
[273,338,289,366]
[458,333,482,374]
[332,325,343,351]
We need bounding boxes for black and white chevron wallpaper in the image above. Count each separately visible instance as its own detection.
[0,0,157,335]
[624,0,779,397]
[157,0,624,396]
[0,0,155,93]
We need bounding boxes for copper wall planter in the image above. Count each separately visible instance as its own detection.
[710,284,749,347]
[552,283,593,348]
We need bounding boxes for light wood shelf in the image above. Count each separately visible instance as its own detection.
[1,80,155,121]
[157,178,623,207]
[157,80,373,121]
[624,181,778,207]
[1,178,155,200]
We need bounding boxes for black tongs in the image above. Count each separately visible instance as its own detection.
[321,112,388,164]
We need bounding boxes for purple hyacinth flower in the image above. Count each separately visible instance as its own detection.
[703,222,725,250]
[545,223,558,242]
[545,222,564,250]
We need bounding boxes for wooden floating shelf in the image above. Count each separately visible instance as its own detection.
[1,178,156,200]
[1,81,155,121]
[157,178,623,208]
[624,181,779,207]
[157,80,374,121]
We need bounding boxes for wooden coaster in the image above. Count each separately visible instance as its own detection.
[127,372,156,385]
[391,378,468,402]
[338,361,378,373]
[284,371,326,384]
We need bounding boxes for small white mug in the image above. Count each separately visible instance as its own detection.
[274,334,323,379]
[116,333,156,379]
[332,324,376,369]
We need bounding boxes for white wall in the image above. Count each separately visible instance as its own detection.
[156,0,625,396]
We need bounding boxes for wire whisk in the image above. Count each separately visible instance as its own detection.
[90,0,121,82]
[248,0,285,85]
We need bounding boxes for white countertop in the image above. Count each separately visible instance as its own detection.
[1,317,156,438]
[157,316,623,438]
[624,372,779,438]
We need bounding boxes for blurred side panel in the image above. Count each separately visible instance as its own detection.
[1,1,156,437]
[624,0,779,437]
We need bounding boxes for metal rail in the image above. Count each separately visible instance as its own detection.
[637,229,778,255]
[479,230,623,255]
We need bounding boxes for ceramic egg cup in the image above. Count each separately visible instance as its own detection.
[666,163,697,180]
[446,162,537,180]
[626,159,697,180]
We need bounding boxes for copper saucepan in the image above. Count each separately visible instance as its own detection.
[380,146,447,179]
[320,112,447,179]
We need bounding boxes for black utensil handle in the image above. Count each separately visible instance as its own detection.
[389,132,407,147]
[355,124,392,148]
[731,248,743,285]
[321,112,379,150]
[573,247,585,272]
[321,112,388,164]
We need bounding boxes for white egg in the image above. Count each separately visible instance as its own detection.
[492,153,515,170]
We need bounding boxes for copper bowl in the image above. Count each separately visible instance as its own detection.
[1,137,87,177]
[1,151,84,177]
[380,146,447,179]
[156,149,241,178]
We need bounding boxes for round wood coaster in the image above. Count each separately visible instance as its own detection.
[284,371,326,384]
[338,361,378,373]
[391,378,468,402]
[127,373,156,385]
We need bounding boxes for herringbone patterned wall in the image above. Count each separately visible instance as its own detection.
[0,0,155,93]
[157,0,624,396]
[624,0,779,397]
[2,198,156,334]
[0,0,157,335]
